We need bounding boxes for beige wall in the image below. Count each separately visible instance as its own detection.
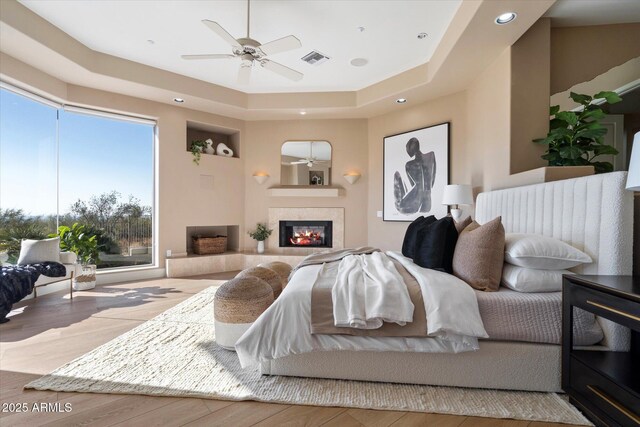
[510,19,549,174]
[550,23,640,95]
[243,119,369,250]
[366,91,468,251]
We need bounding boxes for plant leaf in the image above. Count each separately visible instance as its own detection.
[593,91,622,104]
[559,145,583,160]
[556,111,578,126]
[570,92,592,105]
[591,161,614,174]
[592,145,619,156]
[549,105,560,116]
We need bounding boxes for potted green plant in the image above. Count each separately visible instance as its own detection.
[190,140,207,165]
[50,223,101,290]
[533,91,622,174]
[248,223,272,254]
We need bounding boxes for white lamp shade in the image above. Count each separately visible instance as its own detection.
[442,184,473,205]
[626,132,640,191]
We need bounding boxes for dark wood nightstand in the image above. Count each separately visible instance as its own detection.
[562,275,640,427]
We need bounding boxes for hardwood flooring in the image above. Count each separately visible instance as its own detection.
[0,273,579,426]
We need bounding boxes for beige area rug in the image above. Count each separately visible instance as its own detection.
[26,285,591,425]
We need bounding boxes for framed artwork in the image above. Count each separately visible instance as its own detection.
[383,122,450,221]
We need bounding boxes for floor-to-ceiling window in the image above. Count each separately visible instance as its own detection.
[0,84,155,269]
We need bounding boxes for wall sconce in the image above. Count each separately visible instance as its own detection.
[343,172,361,185]
[253,172,269,185]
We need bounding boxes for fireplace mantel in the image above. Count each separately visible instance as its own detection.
[267,186,344,197]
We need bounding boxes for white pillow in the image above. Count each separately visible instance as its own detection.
[501,264,573,292]
[17,237,60,265]
[504,233,591,270]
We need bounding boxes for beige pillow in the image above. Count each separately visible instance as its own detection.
[454,216,472,234]
[452,217,505,292]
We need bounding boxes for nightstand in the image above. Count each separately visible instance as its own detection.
[562,275,640,427]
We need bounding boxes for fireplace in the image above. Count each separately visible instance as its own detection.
[279,220,333,248]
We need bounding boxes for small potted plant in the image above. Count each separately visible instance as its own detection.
[50,223,101,290]
[190,140,207,165]
[248,223,272,254]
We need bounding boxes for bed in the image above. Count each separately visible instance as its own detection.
[240,172,633,392]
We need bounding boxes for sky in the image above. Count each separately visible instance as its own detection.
[0,88,154,217]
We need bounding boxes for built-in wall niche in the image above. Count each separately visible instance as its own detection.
[186,121,240,159]
[186,225,240,254]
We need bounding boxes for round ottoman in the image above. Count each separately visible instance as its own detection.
[214,277,274,350]
[236,266,283,298]
[258,261,293,289]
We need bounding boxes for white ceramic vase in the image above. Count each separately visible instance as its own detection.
[257,240,265,254]
[204,138,215,155]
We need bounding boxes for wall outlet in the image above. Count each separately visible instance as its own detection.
[166,249,172,257]
[376,211,383,218]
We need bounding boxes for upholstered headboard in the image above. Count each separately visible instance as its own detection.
[475,172,633,351]
[476,171,633,276]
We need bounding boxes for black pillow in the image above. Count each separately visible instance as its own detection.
[412,216,458,273]
[401,216,436,258]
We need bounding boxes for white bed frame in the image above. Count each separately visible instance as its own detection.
[260,172,634,392]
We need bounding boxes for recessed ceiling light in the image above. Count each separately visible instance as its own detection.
[417,33,428,39]
[300,111,307,115]
[350,58,368,67]
[173,98,184,103]
[396,98,407,104]
[495,12,517,25]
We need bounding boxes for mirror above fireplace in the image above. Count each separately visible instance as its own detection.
[280,141,332,186]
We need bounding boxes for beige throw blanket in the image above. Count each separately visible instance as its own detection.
[311,256,428,337]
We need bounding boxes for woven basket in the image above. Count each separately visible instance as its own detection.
[192,236,227,255]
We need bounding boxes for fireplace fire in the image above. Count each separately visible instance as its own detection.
[279,220,333,248]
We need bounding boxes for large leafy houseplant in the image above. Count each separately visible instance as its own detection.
[533,91,622,174]
[50,223,101,265]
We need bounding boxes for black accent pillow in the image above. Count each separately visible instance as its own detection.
[401,216,435,258]
[413,216,458,273]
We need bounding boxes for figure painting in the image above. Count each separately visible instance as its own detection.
[383,123,449,221]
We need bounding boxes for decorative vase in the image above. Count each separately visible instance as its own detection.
[216,142,234,157]
[73,263,97,291]
[257,241,265,254]
[204,138,215,155]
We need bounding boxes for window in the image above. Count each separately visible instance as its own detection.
[0,85,156,269]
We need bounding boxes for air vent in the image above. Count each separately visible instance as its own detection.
[301,50,330,66]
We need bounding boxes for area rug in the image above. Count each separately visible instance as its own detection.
[26,285,591,425]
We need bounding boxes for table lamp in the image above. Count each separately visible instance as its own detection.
[442,184,473,220]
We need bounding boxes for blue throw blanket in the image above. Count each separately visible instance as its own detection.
[0,262,66,322]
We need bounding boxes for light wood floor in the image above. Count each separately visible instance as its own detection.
[1,273,579,427]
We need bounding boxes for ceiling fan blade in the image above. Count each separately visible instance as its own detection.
[260,59,303,82]
[181,54,236,60]
[238,64,252,84]
[289,161,307,164]
[202,20,242,50]
[258,35,302,56]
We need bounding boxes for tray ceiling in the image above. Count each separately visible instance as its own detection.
[20,0,461,94]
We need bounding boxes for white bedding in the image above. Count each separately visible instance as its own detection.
[332,252,414,329]
[235,251,488,369]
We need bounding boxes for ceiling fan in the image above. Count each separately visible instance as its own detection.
[286,142,329,167]
[181,0,303,84]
